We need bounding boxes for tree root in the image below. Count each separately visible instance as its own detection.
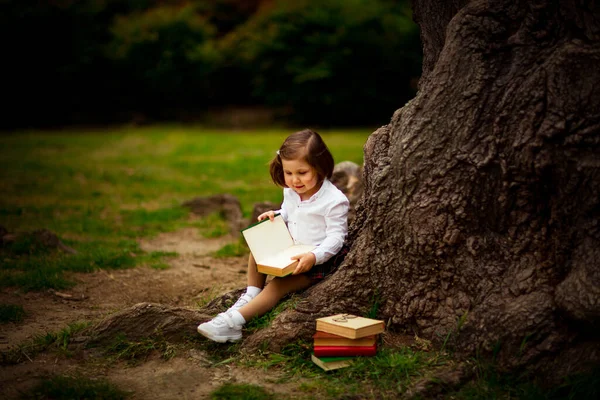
[83,289,245,346]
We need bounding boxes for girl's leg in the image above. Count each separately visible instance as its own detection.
[247,253,267,289]
[226,254,267,312]
[198,274,312,343]
[238,274,312,321]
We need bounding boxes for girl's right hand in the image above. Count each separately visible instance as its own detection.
[258,210,275,221]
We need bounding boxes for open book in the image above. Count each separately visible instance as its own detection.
[241,214,315,277]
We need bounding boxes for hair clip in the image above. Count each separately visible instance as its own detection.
[276,150,280,156]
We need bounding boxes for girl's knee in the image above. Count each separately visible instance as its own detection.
[265,277,286,293]
[268,275,311,295]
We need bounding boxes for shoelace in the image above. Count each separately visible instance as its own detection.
[216,312,235,328]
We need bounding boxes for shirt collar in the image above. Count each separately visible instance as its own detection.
[304,178,329,203]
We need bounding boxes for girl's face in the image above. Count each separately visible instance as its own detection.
[282,157,321,200]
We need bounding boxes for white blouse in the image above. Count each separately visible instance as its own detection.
[277,179,349,265]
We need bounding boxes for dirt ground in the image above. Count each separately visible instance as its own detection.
[0,229,301,399]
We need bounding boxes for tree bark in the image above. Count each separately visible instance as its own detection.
[245,0,600,380]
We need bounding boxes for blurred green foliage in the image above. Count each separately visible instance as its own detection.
[223,0,421,125]
[2,0,421,128]
[107,4,220,109]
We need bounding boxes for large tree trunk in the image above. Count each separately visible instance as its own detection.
[245,0,600,379]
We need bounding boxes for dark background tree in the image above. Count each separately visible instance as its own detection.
[1,0,421,129]
[238,0,600,382]
[220,0,421,125]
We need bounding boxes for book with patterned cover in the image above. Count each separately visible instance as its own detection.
[315,314,385,339]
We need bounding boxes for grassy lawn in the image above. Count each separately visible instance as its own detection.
[0,125,370,290]
[4,125,597,400]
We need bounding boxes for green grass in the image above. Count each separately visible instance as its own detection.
[25,374,130,400]
[450,365,600,400]
[0,304,25,323]
[240,341,446,399]
[245,295,300,332]
[213,240,249,257]
[237,339,599,399]
[196,212,233,238]
[141,250,178,270]
[104,332,177,364]
[2,321,91,364]
[0,239,146,291]
[0,126,369,291]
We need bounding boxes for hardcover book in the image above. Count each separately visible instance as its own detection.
[315,314,385,339]
[314,344,377,357]
[310,354,354,371]
[313,331,377,347]
[241,214,315,277]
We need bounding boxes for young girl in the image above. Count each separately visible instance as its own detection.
[197,129,350,342]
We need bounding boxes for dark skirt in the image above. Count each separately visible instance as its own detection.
[306,245,350,280]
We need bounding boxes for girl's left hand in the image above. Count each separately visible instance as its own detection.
[291,252,316,275]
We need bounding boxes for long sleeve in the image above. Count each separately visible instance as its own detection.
[311,199,349,265]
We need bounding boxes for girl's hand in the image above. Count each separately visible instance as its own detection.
[258,210,276,221]
[291,252,316,275]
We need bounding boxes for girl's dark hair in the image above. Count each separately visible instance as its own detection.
[269,129,335,187]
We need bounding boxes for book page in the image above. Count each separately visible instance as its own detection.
[258,244,315,269]
[242,215,294,262]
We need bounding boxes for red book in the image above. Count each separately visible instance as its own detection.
[313,344,377,357]
[313,331,377,347]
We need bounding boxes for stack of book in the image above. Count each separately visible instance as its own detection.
[311,314,385,371]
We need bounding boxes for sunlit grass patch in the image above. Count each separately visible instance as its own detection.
[141,250,178,270]
[213,239,249,258]
[0,239,149,291]
[0,264,75,292]
[119,206,189,238]
[194,212,232,238]
[0,127,368,224]
[0,126,369,292]
[0,304,25,323]
[0,237,174,291]
[148,261,170,270]
[26,374,130,400]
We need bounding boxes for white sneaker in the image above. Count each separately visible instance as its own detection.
[228,293,254,312]
[197,312,242,343]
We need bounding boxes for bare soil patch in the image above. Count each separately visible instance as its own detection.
[0,229,297,399]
